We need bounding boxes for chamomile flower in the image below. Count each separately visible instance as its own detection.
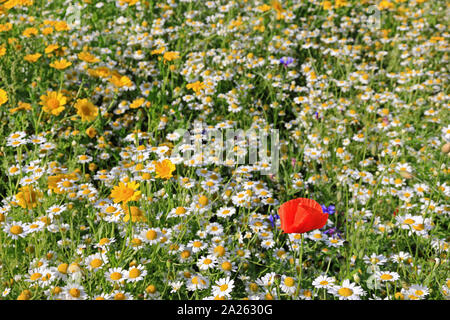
[140,227,161,245]
[105,267,126,284]
[312,275,336,289]
[46,204,67,217]
[216,207,236,218]
[85,253,109,272]
[112,290,133,300]
[279,275,297,295]
[375,271,400,282]
[186,272,210,292]
[169,281,184,293]
[64,283,87,300]
[188,239,208,253]
[329,279,366,300]
[197,255,218,271]
[4,221,28,239]
[212,277,234,298]
[126,264,147,282]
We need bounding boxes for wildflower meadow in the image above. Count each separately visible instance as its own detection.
[0,0,448,301]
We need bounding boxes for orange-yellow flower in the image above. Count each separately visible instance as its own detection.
[129,98,145,109]
[78,51,99,63]
[109,74,133,88]
[24,53,42,62]
[163,51,179,63]
[322,1,332,10]
[54,21,69,32]
[154,159,176,179]
[39,91,67,116]
[378,0,394,10]
[22,27,38,37]
[74,99,98,122]
[0,88,8,106]
[9,101,32,114]
[50,59,72,70]
[45,44,60,55]
[334,0,348,8]
[85,127,97,138]
[122,204,147,223]
[88,66,111,78]
[186,81,206,95]
[151,47,165,55]
[257,4,272,12]
[15,186,43,209]
[110,181,141,204]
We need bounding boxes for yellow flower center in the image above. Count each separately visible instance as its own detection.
[214,246,226,257]
[114,293,126,300]
[221,261,232,271]
[284,277,295,287]
[175,207,186,215]
[338,288,353,297]
[110,272,122,281]
[99,238,110,245]
[249,283,258,292]
[220,284,228,292]
[193,241,202,248]
[69,288,80,298]
[30,273,42,281]
[146,230,157,240]
[10,225,23,235]
[181,250,190,259]
[90,259,103,269]
[57,263,68,274]
[380,274,393,280]
[105,206,117,213]
[146,285,156,294]
[128,268,141,278]
[52,287,62,295]
[199,196,209,206]
[47,98,60,110]
[131,238,142,246]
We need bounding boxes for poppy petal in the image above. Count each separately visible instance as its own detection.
[293,204,328,233]
[278,198,328,233]
[278,198,303,233]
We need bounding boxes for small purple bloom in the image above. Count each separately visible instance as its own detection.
[279,56,294,67]
[324,227,342,239]
[321,204,335,215]
[269,214,280,228]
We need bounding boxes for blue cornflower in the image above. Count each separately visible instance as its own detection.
[321,204,335,215]
[279,56,294,67]
[269,214,280,228]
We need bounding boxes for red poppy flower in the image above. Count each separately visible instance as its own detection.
[278,198,328,233]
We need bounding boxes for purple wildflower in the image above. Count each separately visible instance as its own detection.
[321,204,335,215]
[269,214,280,228]
[279,56,294,67]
